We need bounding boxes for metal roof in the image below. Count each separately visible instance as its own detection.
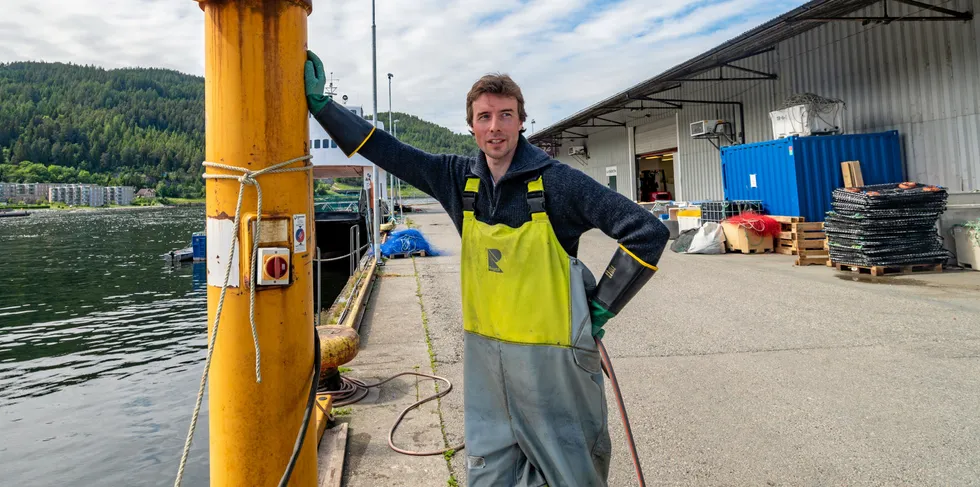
[527,0,915,146]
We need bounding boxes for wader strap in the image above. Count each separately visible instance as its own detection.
[527,176,545,216]
[463,177,480,214]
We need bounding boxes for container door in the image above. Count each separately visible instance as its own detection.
[721,137,801,218]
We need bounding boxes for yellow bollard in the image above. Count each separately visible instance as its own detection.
[195,0,317,485]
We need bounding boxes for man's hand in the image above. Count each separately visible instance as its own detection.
[305,50,329,114]
[589,299,615,339]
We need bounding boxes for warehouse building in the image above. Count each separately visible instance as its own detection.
[529,0,979,203]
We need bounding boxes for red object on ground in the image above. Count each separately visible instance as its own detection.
[722,212,782,238]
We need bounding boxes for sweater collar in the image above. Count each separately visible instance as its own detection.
[469,134,554,187]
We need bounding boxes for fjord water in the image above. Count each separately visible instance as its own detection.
[0,206,211,486]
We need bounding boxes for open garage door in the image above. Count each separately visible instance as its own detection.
[634,117,678,156]
[634,117,678,202]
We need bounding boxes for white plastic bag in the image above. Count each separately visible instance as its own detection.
[686,222,726,254]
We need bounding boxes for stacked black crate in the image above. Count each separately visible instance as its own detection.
[825,183,951,267]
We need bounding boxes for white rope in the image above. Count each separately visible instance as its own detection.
[174,155,312,487]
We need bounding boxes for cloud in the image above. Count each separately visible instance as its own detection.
[1,0,805,134]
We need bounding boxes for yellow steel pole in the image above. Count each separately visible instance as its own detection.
[196,1,317,485]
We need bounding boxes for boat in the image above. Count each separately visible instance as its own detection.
[162,247,194,264]
[0,210,31,218]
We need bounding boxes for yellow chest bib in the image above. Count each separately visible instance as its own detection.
[460,176,573,346]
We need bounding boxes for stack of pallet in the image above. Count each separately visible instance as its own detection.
[825,182,949,276]
[771,216,830,266]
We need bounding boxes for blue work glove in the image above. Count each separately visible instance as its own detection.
[589,300,616,339]
[304,50,330,114]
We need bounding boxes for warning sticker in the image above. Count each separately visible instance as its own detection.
[293,214,308,254]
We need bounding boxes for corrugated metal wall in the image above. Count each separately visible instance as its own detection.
[669,0,980,199]
[556,128,634,199]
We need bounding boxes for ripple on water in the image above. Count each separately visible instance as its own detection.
[0,206,212,486]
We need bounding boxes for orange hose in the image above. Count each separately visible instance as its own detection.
[597,336,646,487]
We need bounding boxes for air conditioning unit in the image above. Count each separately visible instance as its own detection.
[568,145,587,156]
[690,120,728,138]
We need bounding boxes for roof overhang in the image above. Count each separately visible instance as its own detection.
[528,0,973,149]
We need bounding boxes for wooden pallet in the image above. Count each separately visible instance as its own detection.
[388,249,427,259]
[769,215,806,224]
[776,222,830,266]
[726,245,772,255]
[831,262,943,276]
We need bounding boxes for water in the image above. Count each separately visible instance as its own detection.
[0,206,212,486]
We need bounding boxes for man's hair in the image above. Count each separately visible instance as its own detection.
[465,73,527,130]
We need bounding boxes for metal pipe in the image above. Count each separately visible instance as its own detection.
[195,1,317,485]
[317,246,322,326]
[371,0,380,258]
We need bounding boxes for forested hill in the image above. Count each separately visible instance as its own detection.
[0,61,479,198]
[367,112,479,157]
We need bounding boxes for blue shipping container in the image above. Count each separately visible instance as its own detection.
[721,131,904,222]
[192,232,207,260]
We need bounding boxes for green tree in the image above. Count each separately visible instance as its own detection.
[1,62,480,198]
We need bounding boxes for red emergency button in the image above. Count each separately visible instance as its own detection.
[265,256,288,280]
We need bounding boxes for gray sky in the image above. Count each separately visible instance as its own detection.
[1,0,805,134]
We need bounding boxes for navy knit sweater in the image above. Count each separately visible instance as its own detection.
[356,127,669,267]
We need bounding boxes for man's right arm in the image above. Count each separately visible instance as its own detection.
[305,51,460,203]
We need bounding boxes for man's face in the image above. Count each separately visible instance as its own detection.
[470,93,523,164]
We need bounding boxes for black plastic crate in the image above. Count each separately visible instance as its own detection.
[700,200,764,223]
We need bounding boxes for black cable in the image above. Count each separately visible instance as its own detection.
[319,371,464,456]
[278,327,321,487]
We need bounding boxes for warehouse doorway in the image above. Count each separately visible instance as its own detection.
[633,116,679,202]
[636,150,676,202]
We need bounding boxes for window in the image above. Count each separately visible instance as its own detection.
[330,140,337,149]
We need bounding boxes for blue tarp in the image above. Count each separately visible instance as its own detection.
[380,229,439,257]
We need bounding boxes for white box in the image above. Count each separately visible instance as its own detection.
[770,103,843,139]
[952,225,980,270]
[678,216,701,233]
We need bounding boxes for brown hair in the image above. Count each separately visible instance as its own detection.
[465,73,527,128]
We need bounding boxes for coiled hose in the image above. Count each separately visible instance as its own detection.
[319,336,646,485]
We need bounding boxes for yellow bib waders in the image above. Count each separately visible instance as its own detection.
[461,176,611,486]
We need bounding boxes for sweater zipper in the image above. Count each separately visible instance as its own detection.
[491,184,501,218]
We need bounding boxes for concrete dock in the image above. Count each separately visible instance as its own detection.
[339,208,980,486]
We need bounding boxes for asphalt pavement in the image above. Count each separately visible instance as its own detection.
[341,208,980,486]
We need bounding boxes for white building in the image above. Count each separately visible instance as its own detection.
[105,186,135,206]
[49,184,106,207]
[0,183,51,204]
[530,0,980,202]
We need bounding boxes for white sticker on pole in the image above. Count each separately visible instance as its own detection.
[750,174,757,188]
[207,217,240,288]
[293,214,308,254]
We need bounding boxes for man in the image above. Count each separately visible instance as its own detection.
[305,51,668,486]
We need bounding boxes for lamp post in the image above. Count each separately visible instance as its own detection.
[531,119,536,134]
[393,118,400,218]
[370,0,380,256]
[386,72,394,217]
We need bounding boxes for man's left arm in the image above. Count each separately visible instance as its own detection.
[556,166,670,337]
